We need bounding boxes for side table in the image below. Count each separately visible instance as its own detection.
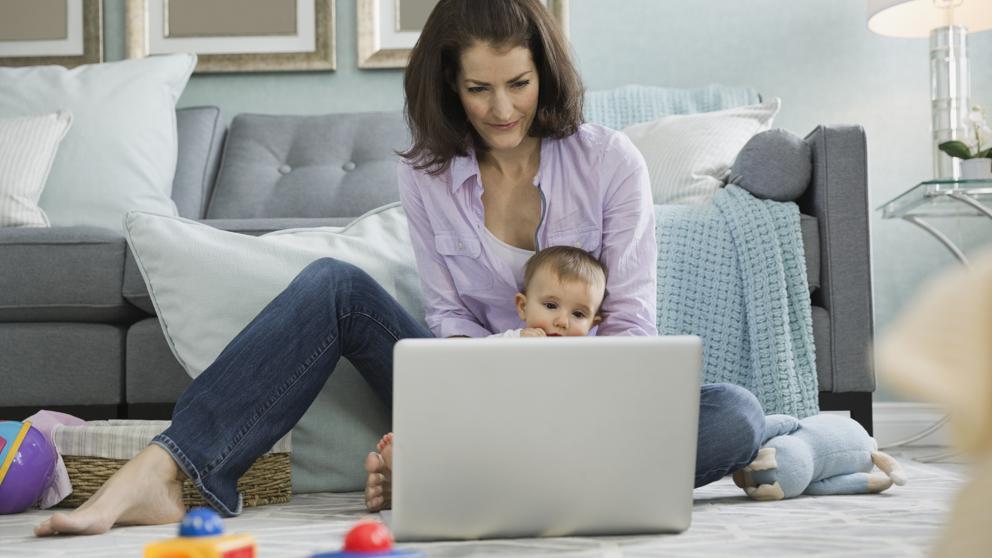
[880,178,992,266]
[878,178,992,461]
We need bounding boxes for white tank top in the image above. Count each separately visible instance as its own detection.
[481,226,534,290]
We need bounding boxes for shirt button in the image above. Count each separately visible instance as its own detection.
[457,241,464,250]
[574,241,582,248]
[278,164,291,174]
[342,161,356,171]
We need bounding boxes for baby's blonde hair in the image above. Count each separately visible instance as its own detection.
[522,246,608,302]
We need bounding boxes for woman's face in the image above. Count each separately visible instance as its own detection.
[456,41,540,154]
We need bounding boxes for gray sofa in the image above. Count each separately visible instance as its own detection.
[0,106,876,432]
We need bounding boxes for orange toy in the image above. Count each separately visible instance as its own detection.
[144,507,256,558]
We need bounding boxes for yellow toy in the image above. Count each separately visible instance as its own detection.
[144,507,256,558]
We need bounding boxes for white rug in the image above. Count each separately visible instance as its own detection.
[0,456,965,557]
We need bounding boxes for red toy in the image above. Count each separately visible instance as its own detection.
[311,520,424,558]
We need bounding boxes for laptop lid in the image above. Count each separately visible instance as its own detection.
[389,335,702,541]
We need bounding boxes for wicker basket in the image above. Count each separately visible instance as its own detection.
[52,420,291,509]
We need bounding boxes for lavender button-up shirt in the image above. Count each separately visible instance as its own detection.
[397,123,657,338]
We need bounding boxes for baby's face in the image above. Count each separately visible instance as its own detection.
[515,267,605,336]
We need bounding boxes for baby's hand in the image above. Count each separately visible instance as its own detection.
[520,328,546,337]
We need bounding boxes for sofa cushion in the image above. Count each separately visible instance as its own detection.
[800,214,820,293]
[812,306,832,391]
[0,54,195,230]
[584,84,763,131]
[0,111,72,227]
[123,217,357,314]
[0,323,123,406]
[126,317,191,404]
[206,112,410,219]
[731,128,812,202]
[123,204,414,492]
[623,99,780,205]
[0,226,137,322]
[172,107,226,219]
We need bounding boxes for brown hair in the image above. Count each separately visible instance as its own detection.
[400,0,584,175]
[523,246,608,307]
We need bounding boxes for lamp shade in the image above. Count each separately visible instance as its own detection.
[868,0,992,37]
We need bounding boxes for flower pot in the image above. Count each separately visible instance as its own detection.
[960,158,992,180]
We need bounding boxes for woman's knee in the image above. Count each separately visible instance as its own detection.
[704,383,766,460]
[297,257,369,289]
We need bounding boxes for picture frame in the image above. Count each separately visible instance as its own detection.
[357,0,569,69]
[0,0,103,68]
[124,0,336,73]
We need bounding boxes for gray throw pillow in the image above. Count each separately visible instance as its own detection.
[729,129,811,202]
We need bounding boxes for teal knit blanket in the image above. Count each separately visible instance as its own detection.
[656,185,819,418]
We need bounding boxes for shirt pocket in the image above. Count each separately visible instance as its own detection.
[434,233,494,292]
[546,226,603,257]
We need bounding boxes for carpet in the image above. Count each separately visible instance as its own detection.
[0,455,965,557]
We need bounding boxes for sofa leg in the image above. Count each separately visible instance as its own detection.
[819,392,873,435]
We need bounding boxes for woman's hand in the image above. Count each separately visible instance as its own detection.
[520,328,547,337]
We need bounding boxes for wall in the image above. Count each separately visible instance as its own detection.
[101,0,992,400]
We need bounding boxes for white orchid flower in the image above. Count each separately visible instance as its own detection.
[967,105,991,153]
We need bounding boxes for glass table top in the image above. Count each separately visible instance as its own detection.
[880,179,992,219]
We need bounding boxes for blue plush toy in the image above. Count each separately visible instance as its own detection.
[733,414,907,500]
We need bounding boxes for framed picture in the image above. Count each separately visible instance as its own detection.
[357,0,568,69]
[125,0,336,73]
[0,0,102,68]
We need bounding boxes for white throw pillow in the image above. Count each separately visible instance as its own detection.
[0,54,196,230]
[123,203,426,492]
[0,111,72,227]
[623,98,781,205]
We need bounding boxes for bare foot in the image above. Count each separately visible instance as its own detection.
[364,433,393,512]
[34,444,186,536]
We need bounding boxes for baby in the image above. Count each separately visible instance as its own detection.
[491,245,608,338]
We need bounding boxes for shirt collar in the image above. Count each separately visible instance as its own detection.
[449,138,550,194]
[449,149,480,194]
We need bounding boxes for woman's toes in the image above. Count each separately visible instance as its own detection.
[381,442,393,471]
[34,518,54,537]
[375,433,394,453]
[364,451,384,474]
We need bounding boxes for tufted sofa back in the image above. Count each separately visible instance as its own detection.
[172,87,763,221]
[170,108,412,221]
[206,112,411,219]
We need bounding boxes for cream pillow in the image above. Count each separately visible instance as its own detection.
[123,203,425,492]
[623,98,781,205]
[0,54,196,230]
[0,111,72,227]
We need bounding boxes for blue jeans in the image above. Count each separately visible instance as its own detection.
[153,258,765,516]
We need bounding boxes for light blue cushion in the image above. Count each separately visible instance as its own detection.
[0,54,196,230]
[583,84,761,130]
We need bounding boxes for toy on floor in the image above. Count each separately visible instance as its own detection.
[311,520,424,558]
[144,507,257,558]
[0,420,57,514]
[733,413,908,500]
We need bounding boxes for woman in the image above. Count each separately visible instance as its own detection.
[35,0,763,536]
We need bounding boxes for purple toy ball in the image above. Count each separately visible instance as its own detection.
[0,421,58,514]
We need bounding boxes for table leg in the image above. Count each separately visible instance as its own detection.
[886,209,982,462]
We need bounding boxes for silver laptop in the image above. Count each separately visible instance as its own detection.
[385,335,702,541]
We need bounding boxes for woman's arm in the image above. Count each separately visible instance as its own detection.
[398,163,493,338]
[596,132,658,336]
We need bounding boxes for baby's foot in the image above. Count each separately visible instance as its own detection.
[364,433,393,512]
